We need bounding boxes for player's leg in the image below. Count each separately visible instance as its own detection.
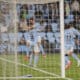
[72,53,79,61]
[70,47,79,61]
[39,45,46,58]
[33,44,40,67]
[29,52,34,66]
[24,46,30,61]
[70,47,80,66]
[65,54,72,70]
[28,45,34,66]
[33,52,39,67]
[65,46,72,69]
[20,45,24,54]
[72,53,80,66]
[24,40,31,60]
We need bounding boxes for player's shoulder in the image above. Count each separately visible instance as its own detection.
[70,27,77,31]
[70,27,79,33]
[64,29,69,32]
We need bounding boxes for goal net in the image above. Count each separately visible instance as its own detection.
[0,0,76,80]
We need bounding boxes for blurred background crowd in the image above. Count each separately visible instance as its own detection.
[0,0,80,54]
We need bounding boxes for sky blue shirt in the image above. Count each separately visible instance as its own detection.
[64,27,80,46]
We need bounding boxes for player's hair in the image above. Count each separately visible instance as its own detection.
[64,24,70,29]
[65,22,74,29]
[29,17,34,21]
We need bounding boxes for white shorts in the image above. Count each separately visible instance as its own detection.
[65,45,74,54]
[34,44,40,53]
[29,41,40,53]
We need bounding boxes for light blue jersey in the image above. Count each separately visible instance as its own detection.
[24,30,38,45]
[24,29,45,54]
[64,27,80,66]
[64,27,80,52]
[64,27,80,46]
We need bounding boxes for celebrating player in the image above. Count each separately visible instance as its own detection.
[24,17,46,67]
[64,24,80,69]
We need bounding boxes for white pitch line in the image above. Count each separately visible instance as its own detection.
[0,57,72,80]
[0,77,72,80]
[0,57,59,77]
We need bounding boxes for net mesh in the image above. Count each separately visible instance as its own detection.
[16,2,61,79]
[0,0,80,80]
[0,0,62,79]
[0,1,17,78]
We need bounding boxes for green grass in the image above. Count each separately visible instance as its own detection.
[0,53,80,80]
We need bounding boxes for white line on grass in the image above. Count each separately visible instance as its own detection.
[0,57,72,80]
[0,57,59,77]
[0,77,73,80]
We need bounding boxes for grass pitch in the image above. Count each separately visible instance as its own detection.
[0,53,80,80]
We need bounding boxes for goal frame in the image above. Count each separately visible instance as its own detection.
[0,0,66,79]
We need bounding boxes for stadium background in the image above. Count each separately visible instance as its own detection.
[0,0,80,54]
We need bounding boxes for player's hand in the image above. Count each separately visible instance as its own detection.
[26,41,30,47]
[75,39,79,45]
[24,56,30,61]
[43,54,46,59]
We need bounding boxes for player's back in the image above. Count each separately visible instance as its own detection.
[64,28,76,45]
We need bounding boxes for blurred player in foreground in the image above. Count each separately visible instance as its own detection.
[64,24,80,69]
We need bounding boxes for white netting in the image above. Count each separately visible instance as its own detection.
[1,0,78,80]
